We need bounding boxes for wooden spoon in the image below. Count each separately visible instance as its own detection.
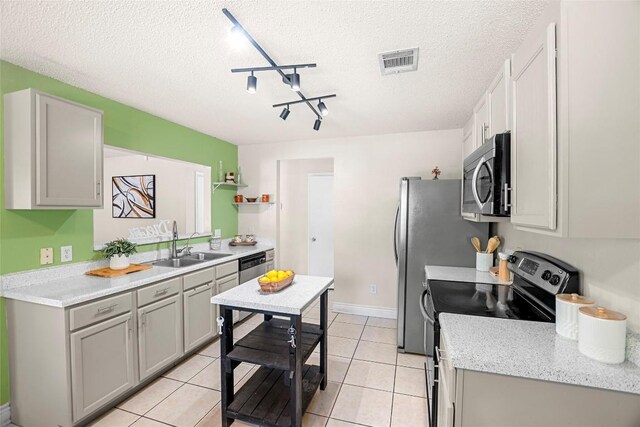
[471,237,482,253]
[485,236,501,254]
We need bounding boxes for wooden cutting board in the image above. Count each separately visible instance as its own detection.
[86,264,152,278]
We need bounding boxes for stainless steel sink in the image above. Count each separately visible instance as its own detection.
[152,257,206,268]
[187,252,233,261]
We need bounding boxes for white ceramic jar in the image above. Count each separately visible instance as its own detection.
[109,254,130,270]
[555,293,594,340]
[578,306,627,364]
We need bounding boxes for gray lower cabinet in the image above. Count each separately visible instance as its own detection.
[70,312,135,422]
[6,264,231,426]
[183,283,216,352]
[138,294,183,381]
[437,335,640,427]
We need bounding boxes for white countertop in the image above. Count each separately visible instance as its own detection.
[2,243,274,308]
[425,265,512,285]
[439,313,640,395]
[211,275,334,315]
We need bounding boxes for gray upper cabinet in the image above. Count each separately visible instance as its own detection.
[138,293,183,381]
[3,88,104,209]
[70,312,135,422]
[487,59,511,136]
[510,23,557,231]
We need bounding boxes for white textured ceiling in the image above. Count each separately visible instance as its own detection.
[0,0,547,145]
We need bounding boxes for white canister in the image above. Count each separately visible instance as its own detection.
[476,252,493,272]
[555,293,594,340]
[578,306,627,364]
[109,254,130,270]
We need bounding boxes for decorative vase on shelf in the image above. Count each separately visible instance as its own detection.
[432,166,441,180]
[217,160,225,183]
[109,254,130,270]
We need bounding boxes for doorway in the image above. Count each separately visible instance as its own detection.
[308,174,334,277]
[277,158,334,279]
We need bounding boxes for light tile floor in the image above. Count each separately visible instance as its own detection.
[83,292,429,427]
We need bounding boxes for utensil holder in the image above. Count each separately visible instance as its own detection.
[476,253,493,272]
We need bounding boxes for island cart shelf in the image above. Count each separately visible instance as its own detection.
[212,275,333,427]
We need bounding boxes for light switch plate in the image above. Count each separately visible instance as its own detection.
[61,246,73,263]
[40,247,53,265]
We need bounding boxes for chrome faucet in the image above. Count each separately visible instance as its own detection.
[171,220,179,259]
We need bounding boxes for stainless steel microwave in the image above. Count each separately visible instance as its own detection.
[462,132,511,216]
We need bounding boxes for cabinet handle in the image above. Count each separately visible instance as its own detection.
[504,183,512,208]
[127,316,132,336]
[435,346,447,363]
[140,312,146,328]
[97,303,117,314]
[154,288,169,296]
[96,182,101,196]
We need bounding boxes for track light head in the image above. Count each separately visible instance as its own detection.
[313,117,322,131]
[317,101,328,116]
[229,25,246,47]
[246,72,257,94]
[282,69,301,91]
[280,106,290,120]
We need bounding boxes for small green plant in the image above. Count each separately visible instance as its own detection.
[102,238,137,259]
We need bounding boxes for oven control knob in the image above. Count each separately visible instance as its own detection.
[508,255,517,263]
[549,275,561,286]
[542,270,552,281]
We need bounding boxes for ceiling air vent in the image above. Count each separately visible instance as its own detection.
[378,48,419,75]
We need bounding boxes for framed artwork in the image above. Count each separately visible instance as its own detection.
[112,174,156,218]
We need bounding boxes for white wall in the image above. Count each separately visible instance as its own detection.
[239,129,462,312]
[278,158,334,274]
[497,224,640,332]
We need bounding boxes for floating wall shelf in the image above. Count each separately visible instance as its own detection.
[212,182,248,193]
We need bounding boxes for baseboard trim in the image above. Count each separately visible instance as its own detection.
[0,402,10,427]
[332,302,397,319]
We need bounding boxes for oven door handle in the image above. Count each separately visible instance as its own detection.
[420,289,435,326]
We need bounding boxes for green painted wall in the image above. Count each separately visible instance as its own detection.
[0,60,239,405]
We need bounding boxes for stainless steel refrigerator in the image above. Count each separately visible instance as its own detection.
[394,177,488,355]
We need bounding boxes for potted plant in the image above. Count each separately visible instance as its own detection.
[102,238,137,270]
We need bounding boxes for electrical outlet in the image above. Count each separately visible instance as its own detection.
[40,247,53,265]
[370,284,377,295]
[61,245,73,262]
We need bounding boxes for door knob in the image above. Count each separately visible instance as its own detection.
[311,237,317,242]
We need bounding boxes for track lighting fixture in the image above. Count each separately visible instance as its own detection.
[224,8,337,129]
[289,69,300,91]
[317,100,328,116]
[280,106,290,120]
[246,71,257,94]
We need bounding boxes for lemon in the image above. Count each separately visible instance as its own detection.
[285,270,293,276]
[267,271,278,279]
[258,276,270,283]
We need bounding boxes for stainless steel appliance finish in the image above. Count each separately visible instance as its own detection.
[462,132,511,216]
[424,251,580,426]
[238,251,267,321]
[394,178,488,355]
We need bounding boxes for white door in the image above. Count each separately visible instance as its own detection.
[308,174,334,277]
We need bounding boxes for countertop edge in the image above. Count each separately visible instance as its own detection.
[2,244,274,308]
[439,313,640,396]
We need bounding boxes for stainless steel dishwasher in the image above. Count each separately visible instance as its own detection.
[237,251,267,321]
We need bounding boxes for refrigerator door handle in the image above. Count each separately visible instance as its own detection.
[393,202,400,265]
[420,289,435,326]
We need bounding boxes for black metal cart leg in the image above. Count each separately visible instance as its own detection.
[319,290,328,390]
[264,313,273,322]
[220,306,235,427]
[289,314,303,427]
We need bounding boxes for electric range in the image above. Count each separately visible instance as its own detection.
[423,251,579,427]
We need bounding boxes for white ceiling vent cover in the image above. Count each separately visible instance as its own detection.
[378,48,419,75]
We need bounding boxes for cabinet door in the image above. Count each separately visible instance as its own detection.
[511,23,557,230]
[35,92,103,207]
[138,295,183,381]
[70,313,134,422]
[473,93,489,148]
[184,284,215,352]
[488,59,511,135]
